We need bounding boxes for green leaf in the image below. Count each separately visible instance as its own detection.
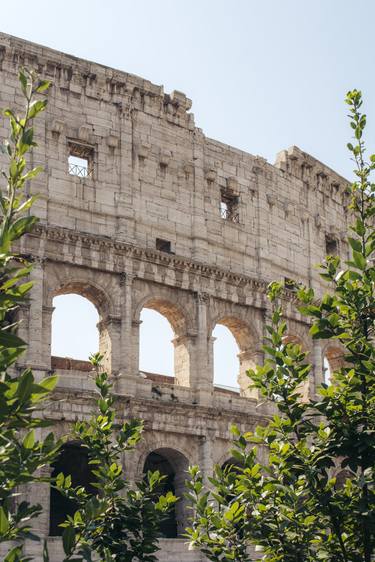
[62,526,76,555]
[38,375,59,392]
[0,506,10,534]
[35,80,51,93]
[8,216,38,241]
[23,429,35,449]
[0,330,26,349]
[348,237,362,253]
[352,250,367,270]
[28,100,47,119]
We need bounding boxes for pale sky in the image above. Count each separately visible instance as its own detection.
[3,0,374,387]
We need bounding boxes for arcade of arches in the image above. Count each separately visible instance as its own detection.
[23,263,347,547]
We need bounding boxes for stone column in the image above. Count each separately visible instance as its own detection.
[311,340,324,397]
[192,292,213,406]
[26,258,51,376]
[116,273,141,396]
[97,315,121,375]
[198,428,216,486]
[173,334,194,387]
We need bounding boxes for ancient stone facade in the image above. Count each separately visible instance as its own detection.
[0,33,349,562]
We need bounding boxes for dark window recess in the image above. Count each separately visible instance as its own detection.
[143,452,177,538]
[220,190,239,223]
[49,445,96,536]
[68,142,94,178]
[325,235,338,256]
[156,238,174,253]
[284,277,296,291]
[159,162,168,178]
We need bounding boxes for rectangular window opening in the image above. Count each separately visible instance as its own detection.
[325,236,338,256]
[220,190,239,223]
[284,277,296,291]
[68,143,94,178]
[156,238,173,254]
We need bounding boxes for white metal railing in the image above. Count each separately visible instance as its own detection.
[68,163,92,177]
[220,207,240,223]
[214,383,240,393]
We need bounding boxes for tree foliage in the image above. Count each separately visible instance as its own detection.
[186,90,375,562]
[0,70,177,562]
[55,353,177,562]
[0,69,61,562]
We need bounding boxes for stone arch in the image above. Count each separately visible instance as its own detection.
[133,294,194,336]
[210,314,262,398]
[142,446,190,538]
[135,294,194,386]
[51,280,111,318]
[136,438,194,476]
[49,442,96,536]
[45,265,119,374]
[282,332,309,352]
[221,456,244,471]
[321,342,346,383]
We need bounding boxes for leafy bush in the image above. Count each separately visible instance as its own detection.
[0,69,61,562]
[55,353,177,562]
[186,90,375,562]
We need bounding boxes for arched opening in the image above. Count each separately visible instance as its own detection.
[143,448,189,538]
[49,444,95,536]
[138,298,191,386]
[51,294,99,364]
[323,346,345,385]
[212,317,259,398]
[213,324,240,392]
[323,355,331,385]
[50,281,112,372]
[139,309,174,379]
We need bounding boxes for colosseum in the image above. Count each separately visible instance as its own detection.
[0,32,349,562]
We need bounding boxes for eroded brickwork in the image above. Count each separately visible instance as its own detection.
[0,32,349,562]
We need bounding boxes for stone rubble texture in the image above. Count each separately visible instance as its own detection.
[0,32,349,562]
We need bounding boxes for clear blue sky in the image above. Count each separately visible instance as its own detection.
[3,0,374,386]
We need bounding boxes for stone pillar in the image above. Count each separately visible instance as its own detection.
[26,258,51,376]
[174,471,189,536]
[98,315,121,375]
[191,131,209,263]
[32,465,51,537]
[192,292,213,406]
[198,429,215,486]
[312,340,324,396]
[173,334,194,387]
[238,347,264,399]
[116,273,141,395]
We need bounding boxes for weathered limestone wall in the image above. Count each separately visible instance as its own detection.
[0,32,349,562]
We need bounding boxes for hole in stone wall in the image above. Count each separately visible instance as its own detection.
[325,235,338,256]
[220,189,239,223]
[143,451,177,538]
[139,308,174,379]
[156,238,173,253]
[159,162,168,178]
[213,324,240,392]
[143,448,189,538]
[68,142,94,177]
[51,294,99,362]
[323,355,332,385]
[49,444,96,536]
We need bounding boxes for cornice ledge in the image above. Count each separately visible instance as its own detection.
[30,224,272,294]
